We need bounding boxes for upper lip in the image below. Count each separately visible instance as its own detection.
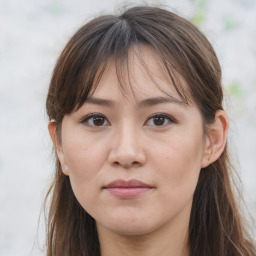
[104,179,153,188]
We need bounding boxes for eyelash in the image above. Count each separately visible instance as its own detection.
[145,113,175,127]
[80,113,175,127]
[81,113,110,127]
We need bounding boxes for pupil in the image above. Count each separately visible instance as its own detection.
[154,117,165,126]
[93,116,104,126]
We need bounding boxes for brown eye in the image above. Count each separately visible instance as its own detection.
[81,114,109,127]
[93,116,105,126]
[145,114,174,127]
[152,116,166,126]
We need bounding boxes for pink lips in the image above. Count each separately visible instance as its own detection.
[103,179,153,199]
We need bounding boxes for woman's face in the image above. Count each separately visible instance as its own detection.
[56,47,209,237]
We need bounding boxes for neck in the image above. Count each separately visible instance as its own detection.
[97,217,190,256]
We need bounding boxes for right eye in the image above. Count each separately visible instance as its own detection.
[81,114,109,127]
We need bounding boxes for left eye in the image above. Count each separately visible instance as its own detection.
[145,114,174,127]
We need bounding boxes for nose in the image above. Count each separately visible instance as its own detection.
[108,124,146,168]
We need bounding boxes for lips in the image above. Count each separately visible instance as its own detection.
[105,179,152,188]
[103,179,154,199]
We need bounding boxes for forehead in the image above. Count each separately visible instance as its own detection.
[89,45,191,104]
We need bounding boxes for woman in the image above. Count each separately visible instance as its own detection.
[45,5,255,256]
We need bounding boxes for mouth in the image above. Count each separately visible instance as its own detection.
[103,179,154,199]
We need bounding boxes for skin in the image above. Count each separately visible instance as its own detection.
[49,47,228,256]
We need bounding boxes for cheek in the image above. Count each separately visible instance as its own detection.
[152,134,204,201]
[62,130,107,175]
[61,134,108,204]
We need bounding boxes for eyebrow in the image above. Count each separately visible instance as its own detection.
[85,96,187,108]
[85,97,114,107]
[138,96,188,108]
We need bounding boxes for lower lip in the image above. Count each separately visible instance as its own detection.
[105,187,152,198]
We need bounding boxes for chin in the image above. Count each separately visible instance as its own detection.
[98,214,162,236]
[110,224,156,236]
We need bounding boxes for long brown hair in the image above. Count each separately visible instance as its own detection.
[45,5,255,256]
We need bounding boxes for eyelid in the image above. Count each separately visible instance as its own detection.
[80,112,175,127]
[80,113,95,123]
[80,113,110,127]
[145,113,176,126]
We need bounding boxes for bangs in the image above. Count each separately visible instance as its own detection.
[53,13,192,117]
[48,6,220,124]
[76,43,192,111]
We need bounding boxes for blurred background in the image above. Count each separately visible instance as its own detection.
[0,0,255,255]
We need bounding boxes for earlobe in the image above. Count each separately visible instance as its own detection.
[48,120,69,176]
[201,110,229,168]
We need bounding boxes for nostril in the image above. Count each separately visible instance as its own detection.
[132,161,140,167]
[108,145,146,168]
[113,161,120,166]
[112,160,141,168]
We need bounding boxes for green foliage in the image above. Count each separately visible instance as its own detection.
[190,0,207,27]
[224,16,238,31]
[191,10,206,26]
[193,0,207,9]
[28,13,37,20]
[45,3,61,15]
[226,82,244,99]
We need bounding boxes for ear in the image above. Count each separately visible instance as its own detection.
[201,110,229,168]
[48,120,69,176]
